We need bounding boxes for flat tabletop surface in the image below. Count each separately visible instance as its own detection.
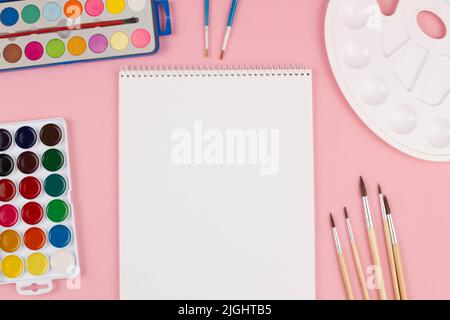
[0,0,448,299]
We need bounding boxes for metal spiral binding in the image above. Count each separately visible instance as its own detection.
[120,65,312,78]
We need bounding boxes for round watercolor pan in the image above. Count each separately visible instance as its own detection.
[0,7,19,27]
[19,176,42,200]
[26,253,49,276]
[15,126,38,149]
[48,225,72,248]
[43,2,62,22]
[41,123,63,146]
[22,202,45,225]
[0,179,16,202]
[23,227,47,250]
[46,199,70,222]
[50,250,75,274]
[1,255,24,279]
[0,204,19,228]
[0,154,15,177]
[0,230,21,253]
[17,151,40,174]
[22,4,41,25]
[0,129,13,151]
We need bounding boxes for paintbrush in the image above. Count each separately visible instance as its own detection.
[378,184,401,300]
[204,0,210,57]
[344,207,370,300]
[219,0,239,59]
[360,177,387,299]
[330,213,354,300]
[0,17,139,40]
[383,196,408,300]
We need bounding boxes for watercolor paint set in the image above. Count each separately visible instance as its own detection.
[0,0,171,71]
[0,118,78,295]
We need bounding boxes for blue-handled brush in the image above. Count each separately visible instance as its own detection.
[220,0,239,60]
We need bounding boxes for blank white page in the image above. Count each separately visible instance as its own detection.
[119,67,315,300]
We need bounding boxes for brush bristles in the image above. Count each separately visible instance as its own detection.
[359,176,367,197]
[330,213,336,228]
[378,184,382,195]
[344,207,349,219]
[220,50,225,60]
[125,17,139,24]
[383,196,391,215]
[204,49,209,57]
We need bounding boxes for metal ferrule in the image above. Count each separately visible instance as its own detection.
[204,26,209,50]
[362,196,374,229]
[222,26,231,50]
[332,228,342,254]
[379,194,387,219]
[345,219,355,244]
[386,214,398,244]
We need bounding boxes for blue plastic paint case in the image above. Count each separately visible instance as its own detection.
[0,0,171,72]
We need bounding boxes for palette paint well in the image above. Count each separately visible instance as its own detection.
[85,0,105,17]
[1,255,24,279]
[17,151,40,174]
[0,129,12,151]
[15,126,37,149]
[19,176,42,200]
[0,204,19,228]
[43,2,62,21]
[50,250,75,273]
[3,44,22,63]
[89,34,108,53]
[48,225,71,248]
[46,199,69,222]
[22,5,41,24]
[1,7,19,27]
[46,39,65,58]
[0,179,16,201]
[24,227,47,250]
[21,202,44,225]
[0,154,14,177]
[40,123,63,146]
[0,230,21,253]
[26,253,49,276]
[42,149,65,172]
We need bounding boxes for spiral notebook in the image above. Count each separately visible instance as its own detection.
[119,67,315,300]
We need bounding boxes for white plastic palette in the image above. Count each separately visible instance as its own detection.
[0,118,79,295]
[326,0,450,161]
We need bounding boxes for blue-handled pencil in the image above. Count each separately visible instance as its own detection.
[204,0,210,57]
[220,0,239,60]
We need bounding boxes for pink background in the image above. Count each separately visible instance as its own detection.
[0,0,448,299]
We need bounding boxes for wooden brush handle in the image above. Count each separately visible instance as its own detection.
[351,243,370,300]
[338,254,354,300]
[383,220,400,300]
[368,228,387,300]
[393,244,408,300]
